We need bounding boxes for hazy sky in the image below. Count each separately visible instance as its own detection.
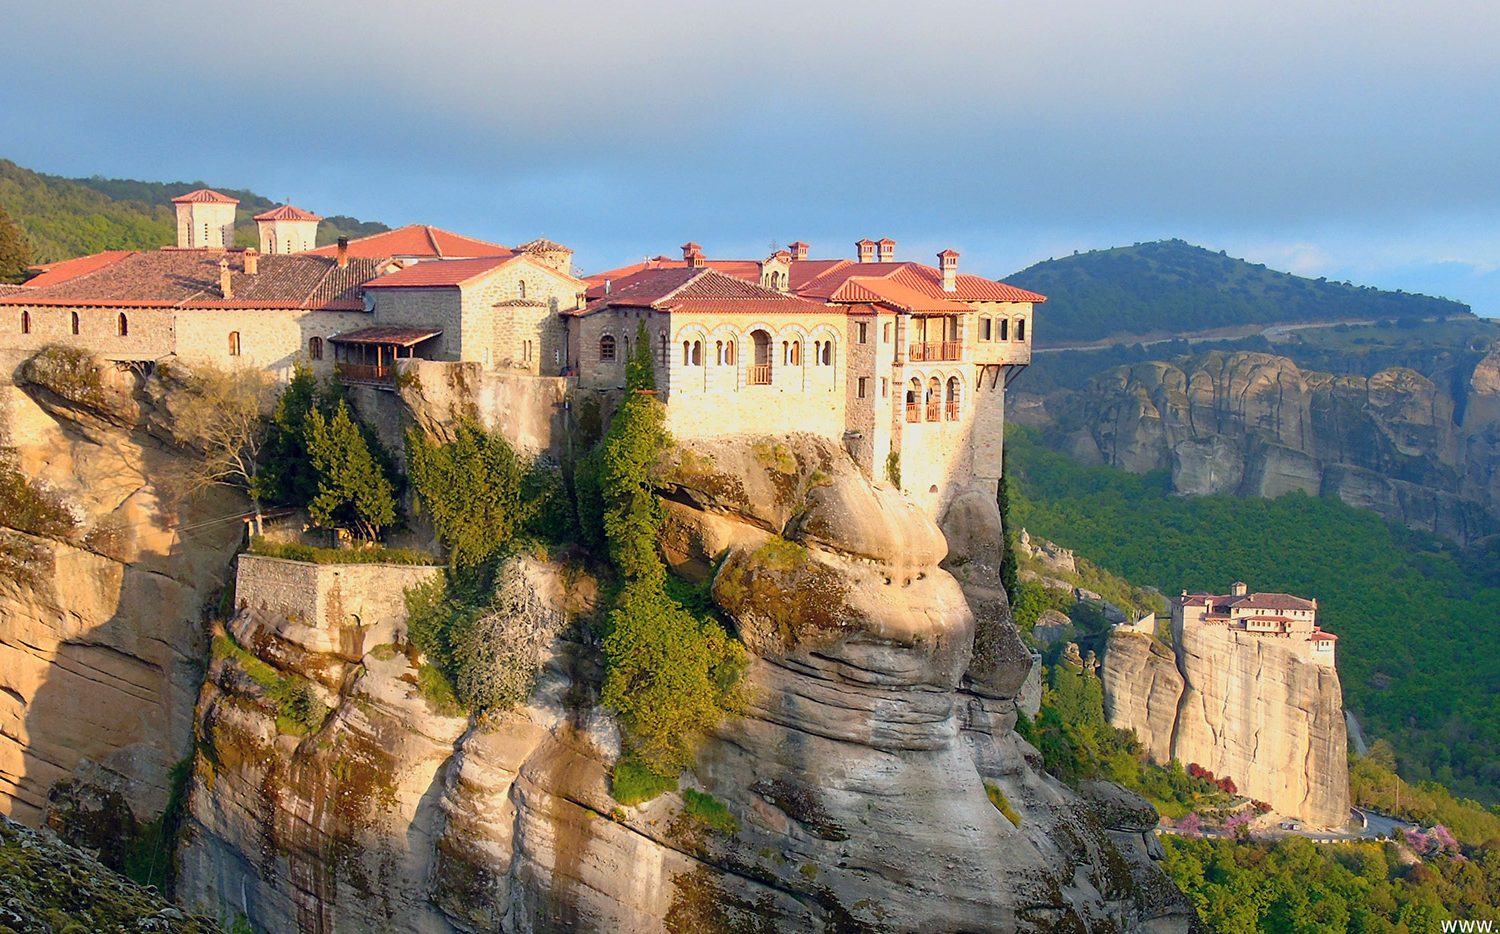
[4,0,1498,313]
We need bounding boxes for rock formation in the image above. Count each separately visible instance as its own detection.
[0,350,244,827]
[1102,625,1349,828]
[177,433,1198,932]
[1056,349,1500,543]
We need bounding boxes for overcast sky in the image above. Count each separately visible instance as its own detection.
[4,0,1498,313]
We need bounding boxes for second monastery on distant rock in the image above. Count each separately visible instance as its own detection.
[1174,581,1338,665]
[0,190,1043,516]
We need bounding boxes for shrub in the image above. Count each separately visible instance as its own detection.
[985,782,1022,826]
[682,789,739,835]
[416,664,463,717]
[213,634,329,736]
[448,562,565,712]
[248,537,441,566]
[611,753,678,805]
[305,400,397,541]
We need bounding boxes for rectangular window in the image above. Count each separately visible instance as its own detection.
[883,322,891,343]
[857,377,868,399]
[858,322,868,343]
[979,318,991,341]
[881,377,888,398]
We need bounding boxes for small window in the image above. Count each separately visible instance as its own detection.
[726,341,736,365]
[715,340,724,365]
[857,376,868,399]
[684,341,692,365]
[517,280,527,300]
[600,334,616,361]
[999,318,1009,341]
[20,310,31,334]
[692,340,702,366]
[791,340,801,365]
[857,322,868,343]
[1016,318,1026,341]
[71,311,80,335]
[821,341,833,366]
[782,340,790,365]
[979,317,991,341]
[117,313,128,337]
[660,332,668,366]
[883,322,891,343]
[309,336,323,360]
[228,331,241,356]
[881,377,888,398]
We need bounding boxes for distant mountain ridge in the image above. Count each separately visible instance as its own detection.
[1008,239,1473,347]
[0,158,387,267]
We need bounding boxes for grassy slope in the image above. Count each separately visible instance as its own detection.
[0,158,387,264]
[1007,238,1472,347]
[1007,426,1500,803]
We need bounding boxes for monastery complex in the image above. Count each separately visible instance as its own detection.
[0,189,1042,515]
[1173,581,1338,665]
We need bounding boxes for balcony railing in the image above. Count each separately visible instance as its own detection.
[908,341,963,362]
[926,401,941,422]
[906,402,922,423]
[946,401,960,420]
[748,363,772,385]
[335,362,393,384]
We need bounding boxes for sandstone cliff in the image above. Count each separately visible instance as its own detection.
[1057,349,1500,543]
[0,350,244,827]
[178,434,1198,932]
[1102,627,1349,828]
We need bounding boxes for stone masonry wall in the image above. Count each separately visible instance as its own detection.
[234,555,442,656]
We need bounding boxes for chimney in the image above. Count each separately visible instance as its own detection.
[604,278,612,295]
[855,239,876,263]
[788,240,809,261]
[243,248,259,276]
[336,236,349,269]
[877,238,896,262]
[218,258,233,299]
[937,249,959,292]
[681,242,704,267]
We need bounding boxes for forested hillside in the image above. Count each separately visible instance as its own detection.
[0,159,387,268]
[1006,426,1500,803]
[1008,239,1472,346]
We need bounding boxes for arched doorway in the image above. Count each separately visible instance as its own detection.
[906,377,921,422]
[750,329,772,384]
[926,377,941,421]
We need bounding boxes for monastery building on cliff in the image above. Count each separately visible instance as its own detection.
[0,191,1044,516]
[1173,581,1338,665]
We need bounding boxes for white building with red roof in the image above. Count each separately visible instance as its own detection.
[576,239,1044,514]
[1173,580,1338,665]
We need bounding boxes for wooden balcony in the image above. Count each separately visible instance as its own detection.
[907,341,963,362]
[748,363,772,385]
[946,401,961,420]
[335,362,393,384]
[926,401,942,422]
[906,402,922,423]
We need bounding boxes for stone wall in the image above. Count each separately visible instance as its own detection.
[234,555,441,655]
[1,304,176,362]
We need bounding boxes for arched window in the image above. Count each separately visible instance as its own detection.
[926,377,941,421]
[517,280,527,299]
[117,313,128,337]
[20,310,30,334]
[684,341,692,365]
[228,331,241,356]
[1016,318,1026,342]
[998,318,1009,341]
[692,340,702,366]
[309,336,324,360]
[725,340,736,365]
[600,334,616,361]
[749,329,772,384]
[659,331,668,366]
[946,376,961,420]
[70,311,80,335]
[906,377,921,422]
[715,340,724,365]
[820,340,833,366]
[791,340,801,365]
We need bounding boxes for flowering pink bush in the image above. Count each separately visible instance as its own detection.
[1225,812,1254,840]
[1178,813,1202,837]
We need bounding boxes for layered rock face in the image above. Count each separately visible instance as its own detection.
[0,352,243,826]
[180,434,1197,932]
[1060,350,1500,543]
[1102,627,1349,828]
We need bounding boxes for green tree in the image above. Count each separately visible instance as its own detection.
[259,363,325,506]
[305,400,396,540]
[0,203,32,283]
[599,331,672,581]
[407,420,529,569]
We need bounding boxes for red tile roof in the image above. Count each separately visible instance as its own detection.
[585,250,1046,307]
[577,268,828,317]
[304,225,512,260]
[0,284,30,298]
[0,250,380,311]
[330,326,442,347]
[516,238,571,253]
[171,189,238,204]
[362,255,521,289]
[253,204,321,222]
[1309,631,1338,642]
[23,251,134,288]
[1230,592,1317,611]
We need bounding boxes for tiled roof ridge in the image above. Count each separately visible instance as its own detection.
[655,267,718,304]
[426,226,443,256]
